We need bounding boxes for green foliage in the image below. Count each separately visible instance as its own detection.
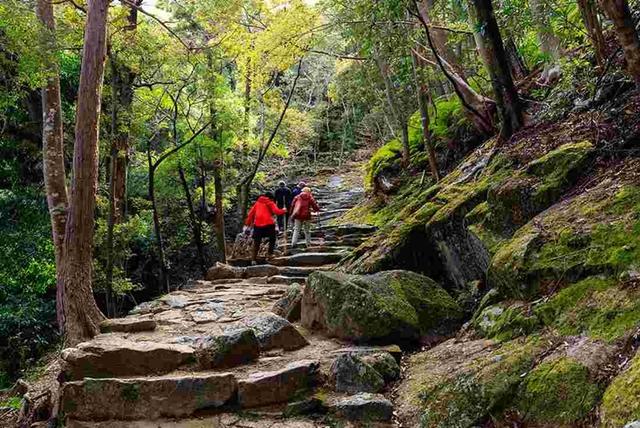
[0,189,58,387]
[429,96,465,140]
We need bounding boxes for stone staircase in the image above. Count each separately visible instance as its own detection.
[58,183,405,427]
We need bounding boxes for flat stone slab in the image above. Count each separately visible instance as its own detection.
[61,338,195,380]
[237,360,321,408]
[266,275,307,285]
[61,373,236,420]
[328,393,393,421]
[99,317,156,333]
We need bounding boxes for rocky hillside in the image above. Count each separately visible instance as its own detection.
[333,86,640,426]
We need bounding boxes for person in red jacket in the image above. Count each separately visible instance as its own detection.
[244,192,286,264]
[290,187,319,248]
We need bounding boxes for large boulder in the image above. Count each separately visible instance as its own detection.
[601,350,640,427]
[302,270,463,343]
[195,329,260,369]
[206,262,243,280]
[61,338,195,380]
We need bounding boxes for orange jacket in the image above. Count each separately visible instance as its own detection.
[245,196,287,227]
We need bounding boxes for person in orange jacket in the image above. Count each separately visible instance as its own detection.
[244,192,286,264]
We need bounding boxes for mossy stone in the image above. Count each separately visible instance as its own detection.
[515,357,601,425]
[600,351,640,427]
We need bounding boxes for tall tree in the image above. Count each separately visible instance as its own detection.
[470,0,523,139]
[578,0,607,68]
[599,0,640,85]
[105,0,141,317]
[36,0,68,329]
[411,50,439,181]
[61,0,110,345]
[374,49,411,165]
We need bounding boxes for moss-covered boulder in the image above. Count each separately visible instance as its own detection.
[514,356,602,426]
[486,141,594,234]
[301,270,463,343]
[601,350,640,427]
[472,301,539,341]
[488,165,640,299]
[396,336,556,428]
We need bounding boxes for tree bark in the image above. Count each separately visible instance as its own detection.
[177,164,207,274]
[411,50,440,181]
[599,0,640,84]
[213,161,226,263]
[36,0,68,331]
[578,0,607,68]
[415,1,496,135]
[417,0,466,77]
[147,148,170,293]
[470,0,524,139]
[374,50,411,165]
[62,0,109,345]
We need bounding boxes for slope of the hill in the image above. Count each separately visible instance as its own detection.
[336,85,640,427]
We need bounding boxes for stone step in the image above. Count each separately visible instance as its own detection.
[270,252,345,267]
[279,265,335,277]
[237,360,321,408]
[61,373,236,421]
[285,245,352,255]
[266,275,307,285]
[61,338,195,381]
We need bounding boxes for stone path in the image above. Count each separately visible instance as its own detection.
[59,181,401,427]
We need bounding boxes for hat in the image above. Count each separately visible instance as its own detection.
[298,181,306,187]
[302,187,311,193]
[278,180,286,186]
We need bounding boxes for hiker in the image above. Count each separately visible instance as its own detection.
[290,187,319,248]
[274,181,292,232]
[244,192,287,264]
[291,181,306,198]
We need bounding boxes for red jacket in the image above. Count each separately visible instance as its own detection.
[245,196,287,227]
[291,192,319,221]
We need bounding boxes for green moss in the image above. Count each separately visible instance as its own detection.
[516,357,601,425]
[525,141,594,178]
[474,303,540,342]
[0,396,21,410]
[416,337,550,428]
[121,383,140,401]
[535,276,640,342]
[489,181,640,300]
[600,351,640,427]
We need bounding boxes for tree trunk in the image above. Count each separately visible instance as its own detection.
[411,50,440,181]
[416,2,496,135]
[61,0,109,345]
[578,0,607,68]
[213,161,226,263]
[599,0,640,84]
[417,0,466,77]
[147,150,170,293]
[505,38,529,81]
[530,0,562,82]
[470,0,524,139]
[374,50,411,165]
[36,0,68,330]
[177,164,207,274]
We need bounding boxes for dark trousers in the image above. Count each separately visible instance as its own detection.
[252,224,276,260]
[277,213,288,231]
